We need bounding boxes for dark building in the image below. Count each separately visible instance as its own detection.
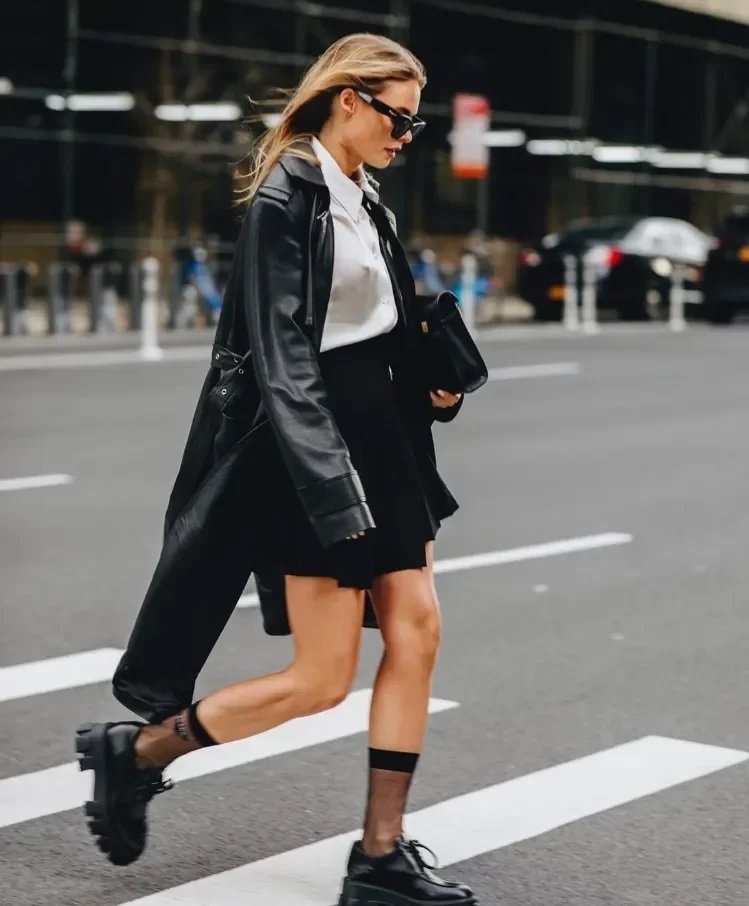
[1,0,748,261]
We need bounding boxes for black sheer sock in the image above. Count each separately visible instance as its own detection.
[134,700,218,769]
[361,747,420,856]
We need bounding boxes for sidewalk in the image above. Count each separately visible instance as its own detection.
[0,294,536,357]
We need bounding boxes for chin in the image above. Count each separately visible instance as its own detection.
[365,153,392,170]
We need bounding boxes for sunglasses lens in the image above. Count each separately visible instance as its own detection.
[392,119,410,140]
[392,117,425,140]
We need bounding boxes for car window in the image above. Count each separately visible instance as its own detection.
[553,219,637,251]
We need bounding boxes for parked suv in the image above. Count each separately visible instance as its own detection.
[703,208,749,324]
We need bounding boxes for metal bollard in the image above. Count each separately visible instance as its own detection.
[581,260,599,335]
[168,261,182,329]
[89,264,120,333]
[100,264,121,333]
[459,253,477,336]
[669,264,686,333]
[563,255,580,331]
[47,262,72,334]
[88,264,105,333]
[14,265,31,335]
[129,261,143,330]
[1,265,17,337]
[140,257,164,360]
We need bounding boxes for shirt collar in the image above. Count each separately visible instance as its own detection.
[311,137,379,215]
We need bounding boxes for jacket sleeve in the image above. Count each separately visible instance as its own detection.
[243,191,375,547]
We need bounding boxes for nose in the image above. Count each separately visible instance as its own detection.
[400,129,413,145]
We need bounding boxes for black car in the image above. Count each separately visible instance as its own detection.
[517,217,710,322]
[702,208,749,324]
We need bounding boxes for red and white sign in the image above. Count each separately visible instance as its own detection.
[451,94,490,179]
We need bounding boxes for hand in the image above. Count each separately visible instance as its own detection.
[430,389,462,409]
[345,530,367,541]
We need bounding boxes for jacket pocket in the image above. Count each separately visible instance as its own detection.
[209,344,262,460]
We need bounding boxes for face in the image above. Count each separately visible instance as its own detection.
[337,79,423,170]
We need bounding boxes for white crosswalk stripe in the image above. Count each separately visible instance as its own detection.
[487,362,580,381]
[0,648,124,702]
[0,473,74,492]
[0,690,457,830]
[116,735,749,906]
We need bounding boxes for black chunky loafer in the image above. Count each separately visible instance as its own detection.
[338,836,477,905]
[75,721,173,866]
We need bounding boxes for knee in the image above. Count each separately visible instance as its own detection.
[384,594,442,667]
[290,663,355,716]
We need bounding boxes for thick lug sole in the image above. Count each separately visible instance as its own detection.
[338,879,477,906]
[75,722,144,867]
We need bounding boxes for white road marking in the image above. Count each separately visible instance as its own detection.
[488,361,580,380]
[236,532,633,609]
[434,532,632,575]
[0,648,124,703]
[0,473,74,492]
[0,347,207,371]
[117,735,749,906]
[0,690,457,830]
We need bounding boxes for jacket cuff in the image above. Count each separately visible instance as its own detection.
[298,471,367,518]
[312,501,377,548]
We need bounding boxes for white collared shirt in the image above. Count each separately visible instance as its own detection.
[311,137,399,353]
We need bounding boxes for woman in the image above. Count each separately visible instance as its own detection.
[76,33,475,906]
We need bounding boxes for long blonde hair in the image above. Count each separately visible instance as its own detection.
[235,33,426,205]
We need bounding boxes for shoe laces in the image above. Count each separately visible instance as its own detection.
[404,838,439,872]
[132,771,174,804]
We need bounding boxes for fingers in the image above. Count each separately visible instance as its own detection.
[345,531,366,541]
[430,390,462,408]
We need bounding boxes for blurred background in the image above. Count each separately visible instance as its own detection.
[2,0,749,333]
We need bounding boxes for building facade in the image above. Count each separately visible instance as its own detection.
[1,0,748,262]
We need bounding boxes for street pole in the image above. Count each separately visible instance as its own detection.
[476,173,489,237]
[61,0,79,245]
[642,36,658,213]
[176,0,203,259]
[570,18,593,221]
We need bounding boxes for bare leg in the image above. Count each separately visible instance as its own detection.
[135,576,364,765]
[362,543,441,854]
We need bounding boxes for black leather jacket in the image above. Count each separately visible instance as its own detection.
[112,148,465,720]
[209,149,461,549]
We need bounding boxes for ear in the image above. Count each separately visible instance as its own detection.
[338,87,358,118]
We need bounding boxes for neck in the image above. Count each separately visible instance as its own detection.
[316,128,363,181]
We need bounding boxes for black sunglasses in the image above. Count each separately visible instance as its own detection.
[356,90,426,140]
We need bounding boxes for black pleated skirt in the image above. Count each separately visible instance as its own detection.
[256,330,458,589]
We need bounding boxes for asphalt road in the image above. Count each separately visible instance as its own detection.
[1,323,748,906]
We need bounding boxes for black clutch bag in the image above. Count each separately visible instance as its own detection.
[411,291,488,395]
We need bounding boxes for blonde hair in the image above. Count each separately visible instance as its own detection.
[235,33,426,205]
